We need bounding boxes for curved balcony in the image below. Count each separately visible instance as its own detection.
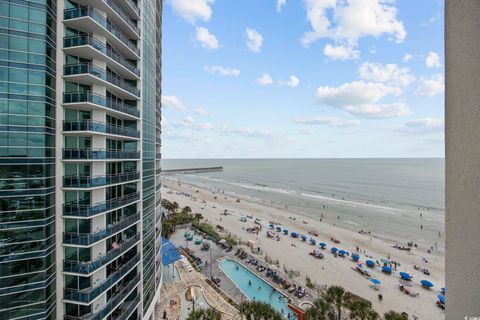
[63,213,140,246]
[64,6,139,58]
[63,234,140,275]
[64,253,140,304]
[63,148,140,161]
[63,92,139,119]
[63,171,140,189]
[63,120,140,139]
[63,192,140,218]
[64,63,140,99]
[63,276,140,320]
[64,36,139,79]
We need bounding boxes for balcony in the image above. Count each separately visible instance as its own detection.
[64,6,139,59]
[63,148,140,161]
[64,63,139,99]
[63,120,140,139]
[110,294,140,320]
[63,171,140,189]
[64,36,139,79]
[64,253,140,304]
[63,192,140,218]
[63,213,140,246]
[63,234,140,275]
[63,92,139,119]
[63,276,140,320]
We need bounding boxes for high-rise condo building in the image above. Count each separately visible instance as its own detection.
[0,0,163,319]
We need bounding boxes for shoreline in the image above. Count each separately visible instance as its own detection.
[162,178,445,319]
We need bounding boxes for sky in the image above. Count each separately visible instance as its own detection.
[161,0,444,159]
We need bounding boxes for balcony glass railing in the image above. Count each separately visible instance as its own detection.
[63,92,139,117]
[64,6,140,56]
[110,294,140,320]
[63,213,140,245]
[102,0,139,35]
[63,120,140,138]
[63,276,140,320]
[63,148,140,160]
[63,36,139,76]
[125,0,140,16]
[63,192,140,217]
[64,63,140,97]
[63,171,140,188]
[63,234,140,274]
[64,254,140,303]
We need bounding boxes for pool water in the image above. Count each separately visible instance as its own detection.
[219,259,295,319]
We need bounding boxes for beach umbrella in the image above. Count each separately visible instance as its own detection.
[269,264,278,271]
[438,294,445,304]
[301,235,307,241]
[331,247,338,253]
[276,227,282,232]
[269,224,274,229]
[381,265,392,274]
[351,253,360,261]
[400,272,412,280]
[441,287,446,294]
[283,229,289,234]
[319,242,326,248]
[338,250,347,256]
[309,238,316,245]
[366,260,376,268]
[291,232,298,238]
[420,280,434,288]
[370,278,381,285]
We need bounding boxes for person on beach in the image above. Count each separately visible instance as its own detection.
[378,294,383,303]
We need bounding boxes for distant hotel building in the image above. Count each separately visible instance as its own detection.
[0,0,163,319]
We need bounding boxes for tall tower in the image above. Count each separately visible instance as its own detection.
[0,0,162,319]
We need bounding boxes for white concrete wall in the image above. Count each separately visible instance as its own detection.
[445,1,480,318]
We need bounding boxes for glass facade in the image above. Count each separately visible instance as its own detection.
[0,0,57,319]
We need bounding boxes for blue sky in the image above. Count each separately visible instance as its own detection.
[161,0,444,159]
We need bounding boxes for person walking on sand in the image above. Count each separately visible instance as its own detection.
[378,294,383,303]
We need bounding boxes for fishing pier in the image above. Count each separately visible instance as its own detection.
[160,166,223,175]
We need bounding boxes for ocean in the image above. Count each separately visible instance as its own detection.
[161,158,445,248]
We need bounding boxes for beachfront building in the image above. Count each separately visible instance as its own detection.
[0,0,163,319]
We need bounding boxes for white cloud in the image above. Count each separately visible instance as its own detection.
[277,0,286,12]
[295,115,360,127]
[315,81,409,118]
[195,27,219,50]
[204,65,240,76]
[386,118,444,133]
[198,122,215,130]
[168,0,214,24]
[402,53,413,62]
[416,74,444,97]
[315,81,401,108]
[280,75,300,87]
[425,51,441,68]
[359,62,415,87]
[162,95,186,111]
[246,28,263,53]
[182,115,194,125]
[324,44,359,60]
[257,73,273,86]
[195,106,214,116]
[302,0,406,54]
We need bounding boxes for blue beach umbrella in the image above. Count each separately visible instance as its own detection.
[381,265,392,274]
[283,229,289,235]
[291,232,298,238]
[338,250,347,256]
[269,224,274,229]
[441,287,446,294]
[331,247,338,253]
[420,280,434,288]
[301,235,307,241]
[438,294,445,304]
[351,253,360,261]
[400,272,412,280]
[319,242,327,248]
[366,260,376,268]
[370,278,381,285]
[309,238,316,245]
[276,227,282,232]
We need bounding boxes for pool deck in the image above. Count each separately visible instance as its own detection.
[155,259,241,320]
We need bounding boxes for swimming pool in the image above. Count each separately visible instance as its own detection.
[219,259,295,319]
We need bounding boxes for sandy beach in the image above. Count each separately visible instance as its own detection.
[162,178,445,319]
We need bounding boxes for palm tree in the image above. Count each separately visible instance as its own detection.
[186,307,221,320]
[172,201,179,212]
[303,298,335,320]
[181,206,192,223]
[194,213,203,224]
[383,311,408,320]
[323,286,350,320]
[349,300,379,320]
[239,301,283,320]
